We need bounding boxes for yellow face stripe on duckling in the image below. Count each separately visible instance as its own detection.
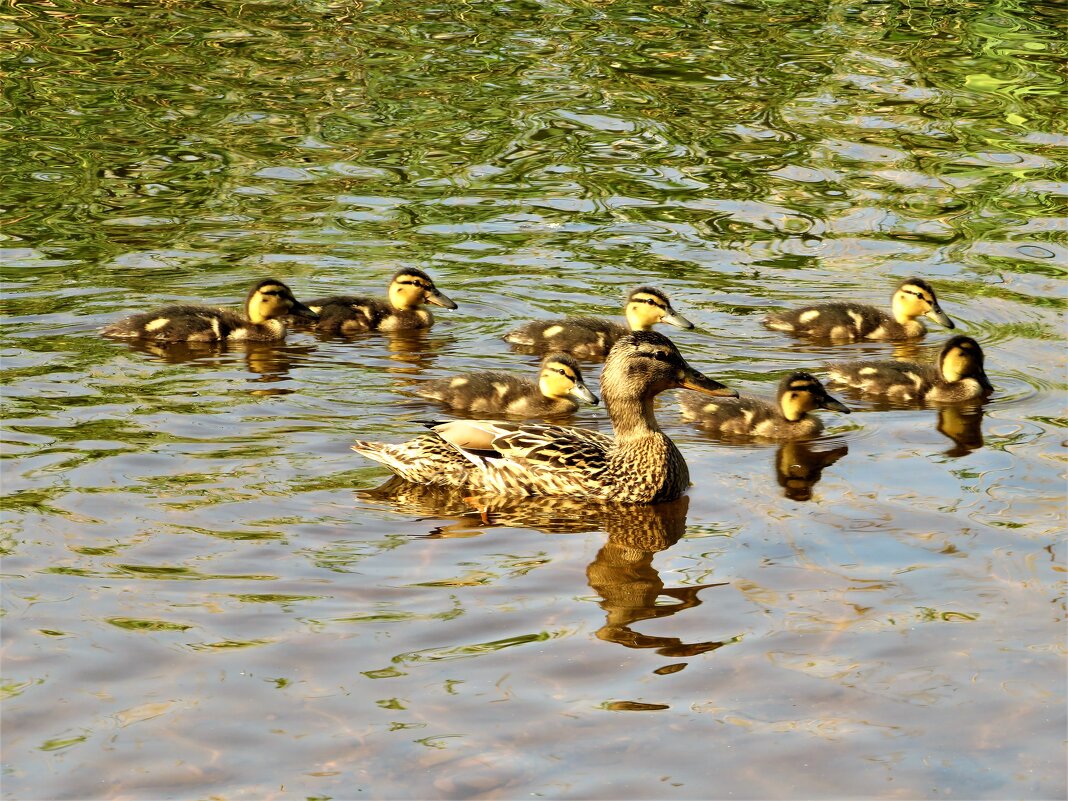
[539,361,579,399]
[246,284,292,323]
[389,273,435,309]
[626,292,670,330]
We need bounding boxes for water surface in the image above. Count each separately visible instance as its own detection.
[2,1,1065,799]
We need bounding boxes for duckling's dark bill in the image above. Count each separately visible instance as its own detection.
[428,289,458,309]
[929,307,954,328]
[570,384,599,405]
[680,369,737,397]
[821,396,851,414]
[663,310,695,330]
[291,301,319,320]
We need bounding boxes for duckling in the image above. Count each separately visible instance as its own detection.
[764,277,954,341]
[101,279,317,342]
[680,371,850,439]
[504,286,694,359]
[307,268,457,334]
[825,335,993,403]
[352,331,737,504]
[415,353,599,418]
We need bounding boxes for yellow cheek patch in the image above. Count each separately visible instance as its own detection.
[799,310,820,323]
[543,325,564,338]
[144,318,170,332]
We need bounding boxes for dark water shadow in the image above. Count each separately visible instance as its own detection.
[303,327,455,375]
[936,404,985,457]
[112,339,318,393]
[774,440,850,501]
[360,482,737,659]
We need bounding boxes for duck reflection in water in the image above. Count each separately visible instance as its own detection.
[360,483,737,659]
[937,404,984,457]
[775,441,849,502]
[115,339,316,394]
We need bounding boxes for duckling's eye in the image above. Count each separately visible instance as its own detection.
[634,298,666,309]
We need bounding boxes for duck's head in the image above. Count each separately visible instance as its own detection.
[891,277,954,328]
[388,268,458,311]
[246,279,318,323]
[603,331,736,400]
[624,287,694,332]
[938,336,993,392]
[538,352,599,405]
[777,371,850,421]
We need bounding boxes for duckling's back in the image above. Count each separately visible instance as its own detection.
[416,371,576,417]
[102,305,250,342]
[680,391,823,439]
[504,316,626,358]
[825,359,940,402]
[764,302,901,341]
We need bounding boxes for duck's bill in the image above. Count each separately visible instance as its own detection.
[569,383,599,405]
[978,373,995,394]
[662,310,695,330]
[428,289,458,310]
[679,367,737,397]
[820,395,851,414]
[927,307,954,328]
[290,301,319,320]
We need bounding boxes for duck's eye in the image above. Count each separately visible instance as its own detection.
[634,298,666,309]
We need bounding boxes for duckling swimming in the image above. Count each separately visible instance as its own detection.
[353,331,737,504]
[101,279,317,342]
[825,335,993,403]
[415,353,598,418]
[504,287,694,359]
[680,371,850,440]
[764,277,954,341]
[307,268,457,334]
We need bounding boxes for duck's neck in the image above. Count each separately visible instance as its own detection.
[605,389,660,440]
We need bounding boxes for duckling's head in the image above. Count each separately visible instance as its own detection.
[938,336,993,392]
[777,372,851,422]
[246,279,318,323]
[624,287,694,332]
[891,277,954,328]
[388,269,458,311]
[603,331,736,401]
[538,353,599,405]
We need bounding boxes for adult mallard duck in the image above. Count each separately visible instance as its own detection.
[504,287,694,359]
[352,331,737,503]
[825,335,993,403]
[763,277,954,341]
[101,279,317,342]
[415,353,598,418]
[307,268,457,334]
[680,371,850,440]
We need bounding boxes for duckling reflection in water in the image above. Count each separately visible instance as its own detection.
[112,339,315,394]
[764,276,954,342]
[775,441,849,502]
[937,404,985,457]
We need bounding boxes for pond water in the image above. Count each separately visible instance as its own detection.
[2,1,1065,799]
